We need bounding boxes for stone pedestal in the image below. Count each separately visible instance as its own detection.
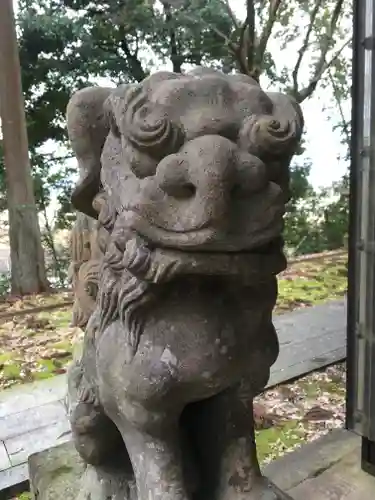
[29,430,375,500]
[29,442,137,500]
[28,442,85,500]
[28,441,291,500]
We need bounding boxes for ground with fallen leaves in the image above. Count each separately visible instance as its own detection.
[254,363,346,464]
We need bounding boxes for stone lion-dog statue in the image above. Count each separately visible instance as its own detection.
[66,67,303,500]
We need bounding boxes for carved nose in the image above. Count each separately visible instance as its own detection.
[157,157,196,199]
[157,140,268,206]
[157,135,237,202]
[155,135,272,233]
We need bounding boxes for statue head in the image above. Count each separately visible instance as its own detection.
[99,69,302,251]
[69,67,303,359]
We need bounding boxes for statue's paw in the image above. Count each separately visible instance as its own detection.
[71,402,125,467]
[73,429,107,466]
[76,462,137,500]
[219,477,292,500]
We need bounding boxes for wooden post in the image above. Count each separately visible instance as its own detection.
[0,0,49,294]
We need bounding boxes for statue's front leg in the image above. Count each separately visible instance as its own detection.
[189,381,289,500]
[108,405,191,500]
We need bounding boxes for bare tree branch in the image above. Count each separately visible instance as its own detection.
[233,1,258,78]
[255,0,282,70]
[328,68,351,146]
[295,0,345,102]
[245,0,256,71]
[237,18,251,74]
[292,0,323,95]
[38,152,75,161]
[118,35,147,82]
[162,1,182,73]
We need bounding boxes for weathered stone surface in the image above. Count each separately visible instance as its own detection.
[66,67,303,499]
[29,442,291,500]
[0,441,10,471]
[29,442,85,500]
[6,419,71,466]
[0,462,28,491]
[264,429,359,492]
[29,442,137,500]
[0,401,66,441]
[29,431,375,500]
[0,375,66,418]
[264,430,375,500]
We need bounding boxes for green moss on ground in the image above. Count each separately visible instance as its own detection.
[0,306,78,389]
[255,363,346,465]
[276,256,347,313]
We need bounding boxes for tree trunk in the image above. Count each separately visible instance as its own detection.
[0,0,49,295]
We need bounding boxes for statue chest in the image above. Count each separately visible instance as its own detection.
[96,280,277,407]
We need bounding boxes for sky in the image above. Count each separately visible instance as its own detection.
[10,0,350,189]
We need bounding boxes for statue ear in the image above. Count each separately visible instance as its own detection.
[267,92,304,142]
[260,92,304,202]
[66,86,114,219]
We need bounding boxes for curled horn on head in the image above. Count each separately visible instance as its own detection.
[239,93,304,160]
[67,86,114,219]
[114,84,185,160]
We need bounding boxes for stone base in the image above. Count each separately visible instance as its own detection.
[28,442,85,500]
[28,430,374,499]
[28,441,291,500]
[28,442,138,500]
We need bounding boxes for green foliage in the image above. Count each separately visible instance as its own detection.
[15,493,32,500]
[0,273,11,296]
[284,164,349,256]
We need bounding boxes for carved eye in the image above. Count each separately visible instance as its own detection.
[122,86,185,161]
[238,114,300,160]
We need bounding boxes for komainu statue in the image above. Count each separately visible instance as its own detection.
[66,67,303,500]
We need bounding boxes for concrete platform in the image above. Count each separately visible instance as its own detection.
[264,429,375,499]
